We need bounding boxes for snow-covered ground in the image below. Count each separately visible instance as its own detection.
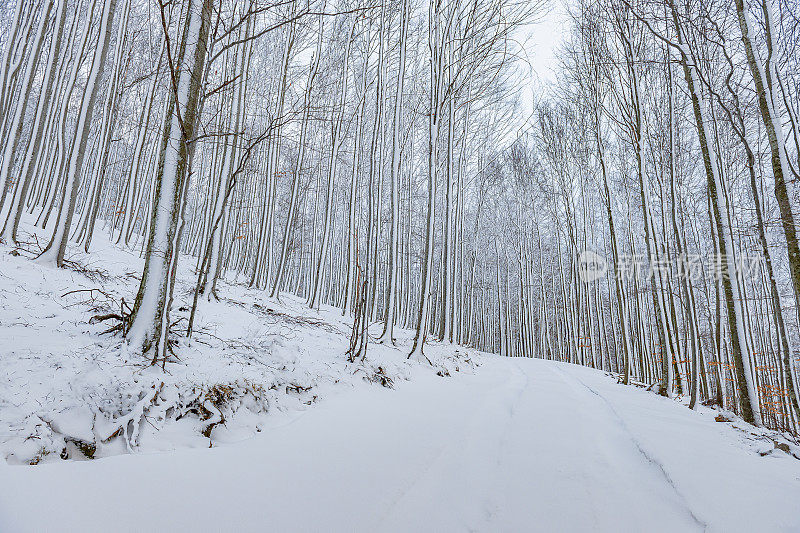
[0,224,475,466]
[2,225,800,532]
[2,358,799,532]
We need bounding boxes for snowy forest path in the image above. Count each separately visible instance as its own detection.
[2,358,800,532]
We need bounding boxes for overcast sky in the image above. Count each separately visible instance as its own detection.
[498,0,569,143]
[524,0,569,86]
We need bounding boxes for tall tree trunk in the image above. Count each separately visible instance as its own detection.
[127,0,213,362]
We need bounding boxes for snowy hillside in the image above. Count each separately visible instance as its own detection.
[0,227,476,465]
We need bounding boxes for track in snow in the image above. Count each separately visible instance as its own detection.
[2,358,799,532]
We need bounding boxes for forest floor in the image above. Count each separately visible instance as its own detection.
[2,224,800,532]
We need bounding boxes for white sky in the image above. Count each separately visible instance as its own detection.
[513,0,570,126]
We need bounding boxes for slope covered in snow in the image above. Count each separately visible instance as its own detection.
[2,357,800,532]
[0,227,475,465]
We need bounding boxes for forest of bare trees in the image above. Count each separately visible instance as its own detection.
[0,0,798,438]
[522,0,800,432]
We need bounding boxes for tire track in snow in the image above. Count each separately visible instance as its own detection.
[373,363,528,531]
[546,363,708,531]
[493,360,531,458]
[525,360,630,527]
[376,365,530,531]
[476,360,531,525]
[506,359,602,526]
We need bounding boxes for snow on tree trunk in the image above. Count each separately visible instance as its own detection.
[127,0,213,361]
[37,0,118,267]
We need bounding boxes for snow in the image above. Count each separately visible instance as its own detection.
[1,358,799,532]
[2,222,800,531]
[126,0,206,349]
[0,220,475,465]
